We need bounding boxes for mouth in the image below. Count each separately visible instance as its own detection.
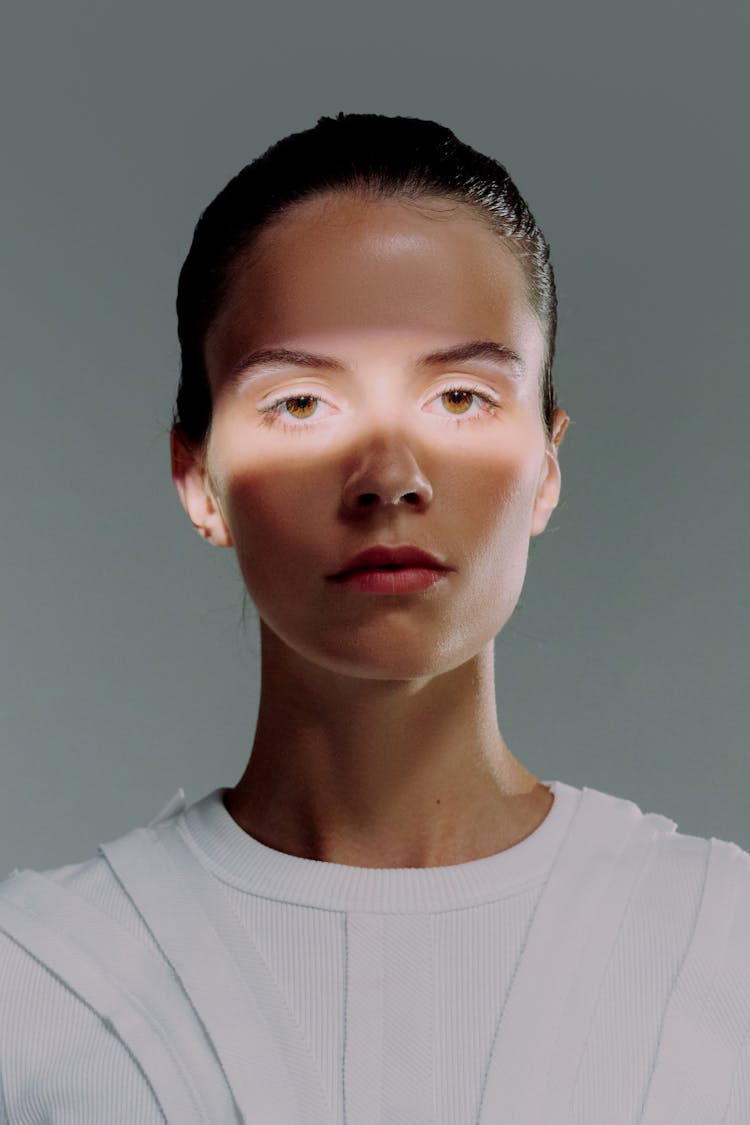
[359,564,407,570]
[329,544,449,580]
[330,564,450,594]
[335,563,440,579]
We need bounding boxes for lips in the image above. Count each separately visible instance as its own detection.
[330,544,449,579]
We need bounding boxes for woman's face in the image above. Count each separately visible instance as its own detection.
[188,191,566,679]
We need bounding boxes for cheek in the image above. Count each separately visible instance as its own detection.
[222,468,328,582]
[459,456,541,585]
[465,447,540,523]
[206,420,320,550]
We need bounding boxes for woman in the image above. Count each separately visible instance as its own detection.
[1,112,748,1123]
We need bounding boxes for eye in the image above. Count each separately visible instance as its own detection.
[257,383,500,431]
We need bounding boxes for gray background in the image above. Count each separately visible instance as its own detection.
[1,0,747,872]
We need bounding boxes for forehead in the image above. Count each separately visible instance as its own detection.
[205,191,543,377]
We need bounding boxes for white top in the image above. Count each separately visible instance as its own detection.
[0,777,749,1123]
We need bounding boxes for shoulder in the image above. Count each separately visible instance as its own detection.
[0,788,191,964]
[576,782,750,954]
[0,836,174,1010]
[641,808,750,915]
[2,848,152,929]
[631,801,750,1014]
[0,846,158,986]
[581,780,750,894]
[0,839,173,1121]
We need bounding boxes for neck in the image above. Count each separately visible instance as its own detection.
[223,625,551,868]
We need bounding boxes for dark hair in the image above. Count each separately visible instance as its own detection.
[173,112,559,449]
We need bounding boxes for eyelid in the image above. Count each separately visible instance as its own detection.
[255,376,502,406]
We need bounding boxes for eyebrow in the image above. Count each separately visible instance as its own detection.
[225,339,525,387]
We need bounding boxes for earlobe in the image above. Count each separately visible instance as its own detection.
[169,426,234,548]
[530,410,569,537]
[530,456,561,537]
[202,497,234,548]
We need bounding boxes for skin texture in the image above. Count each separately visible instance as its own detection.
[171,189,570,868]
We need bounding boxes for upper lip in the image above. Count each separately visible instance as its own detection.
[329,544,450,579]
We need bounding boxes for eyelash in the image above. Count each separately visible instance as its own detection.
[257,384,500,432]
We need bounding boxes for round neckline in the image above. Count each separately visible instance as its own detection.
[175,779,583,913]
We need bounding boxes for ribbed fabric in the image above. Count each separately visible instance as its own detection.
[0,777,749,1124]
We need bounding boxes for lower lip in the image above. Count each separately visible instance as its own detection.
[333,567,449,593]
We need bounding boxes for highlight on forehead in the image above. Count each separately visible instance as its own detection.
[209,187,539,356]
[226,187,498,281]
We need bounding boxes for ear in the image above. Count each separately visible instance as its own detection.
[170,426,234,548]
[530,409,570,538]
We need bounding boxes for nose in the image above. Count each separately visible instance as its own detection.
[342,466,433,513]
[340,427,435,514]
[355,489,421,509]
